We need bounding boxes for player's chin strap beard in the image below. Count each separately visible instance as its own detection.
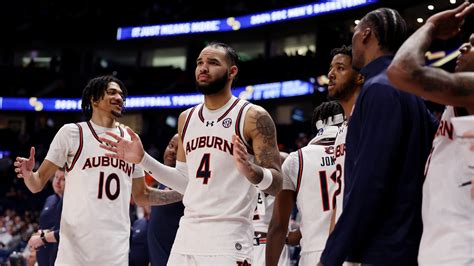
[111,110,122,118]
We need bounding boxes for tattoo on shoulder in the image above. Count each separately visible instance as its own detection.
[251,109,276,145]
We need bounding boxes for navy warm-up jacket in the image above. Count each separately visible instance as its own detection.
[321,56,437,266]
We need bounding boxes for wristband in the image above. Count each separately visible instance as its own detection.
[40,230,48,245]
[256,168,273,190]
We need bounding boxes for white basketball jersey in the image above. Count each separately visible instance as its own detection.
[253,190,274,233]
[252,191,291,266]
[419,106,474,265]
[47,121,143,265]
[173,96,258,257]
[282,126,340,255]
[333,121,347,221]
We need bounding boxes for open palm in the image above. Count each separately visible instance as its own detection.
[14,147,36,179]
[232,135,255,178]
[99,127,145,164]
[427,2,474,40]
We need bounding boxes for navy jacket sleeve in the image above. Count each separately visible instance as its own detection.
[53,197,63,241]
[320,82,403,266]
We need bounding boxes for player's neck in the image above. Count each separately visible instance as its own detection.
[364,47,393,67]
[90,112,116,128]
[340,89,360,118]
[203,88,232,110]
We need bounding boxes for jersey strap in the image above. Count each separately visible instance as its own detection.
[217,98,240,122]
[181,106,197,142]
[66,123,84,172]
[295,149,304,197]
[235,101,253,154]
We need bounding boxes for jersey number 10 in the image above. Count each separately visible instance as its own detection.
[98,172,120,200]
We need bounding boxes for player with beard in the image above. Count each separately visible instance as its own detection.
[327,45,364,223]
[327,45,364,118]
[99,42,283,265]
[146,133,185,266]
[387,3,474,264]
[320,8,436,266]
[266,101,344,265]
[14,75,183,265]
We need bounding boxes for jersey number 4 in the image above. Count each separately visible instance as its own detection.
[98,172,120,200]
[196,153,211,184]
[319,164,342,211]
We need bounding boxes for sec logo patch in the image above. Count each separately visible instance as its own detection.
[222,118,232,128]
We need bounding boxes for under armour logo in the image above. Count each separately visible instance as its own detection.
[206,121,214,127]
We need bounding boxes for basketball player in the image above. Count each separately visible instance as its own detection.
[252,152,291,266]
[387,2,474,264]
[132,134,183,209]
[267,101,343,266]
[147,133,185,266]
[100,42,283,265]
[326,45,364,222]
[320,8,436,266]
[14,76,183,265]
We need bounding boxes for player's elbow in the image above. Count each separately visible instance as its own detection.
[387,60,421,91]
[132,188,149,206]
[387,62,407,86]
[134,197,147,207]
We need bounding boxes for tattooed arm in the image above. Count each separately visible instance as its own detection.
[132,177,183,206]
[232,105,282,196]
[387,2,474,109]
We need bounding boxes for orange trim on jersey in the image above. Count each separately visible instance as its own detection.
[295,149,304,196]
[66,123,83,172]
[86,121,102,143]
[181,106,197,142]
[217,98,240,122]
[235,102,254,154]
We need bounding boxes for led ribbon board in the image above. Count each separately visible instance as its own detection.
[0,80,314,112]
[117,0,378,40]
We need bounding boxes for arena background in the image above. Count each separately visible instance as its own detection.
[0,0,472,264]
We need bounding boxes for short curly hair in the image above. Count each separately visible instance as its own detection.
[81,75,127,119]
[330,45,352,58]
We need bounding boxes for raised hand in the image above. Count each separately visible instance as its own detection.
[427,2,474,40]
[99,127,145,164]
[232,134,256,179]
[14,147,35,179]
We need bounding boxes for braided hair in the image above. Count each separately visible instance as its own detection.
[360,8,407,53]
[81,75,127,119]
[311,101,344,135]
